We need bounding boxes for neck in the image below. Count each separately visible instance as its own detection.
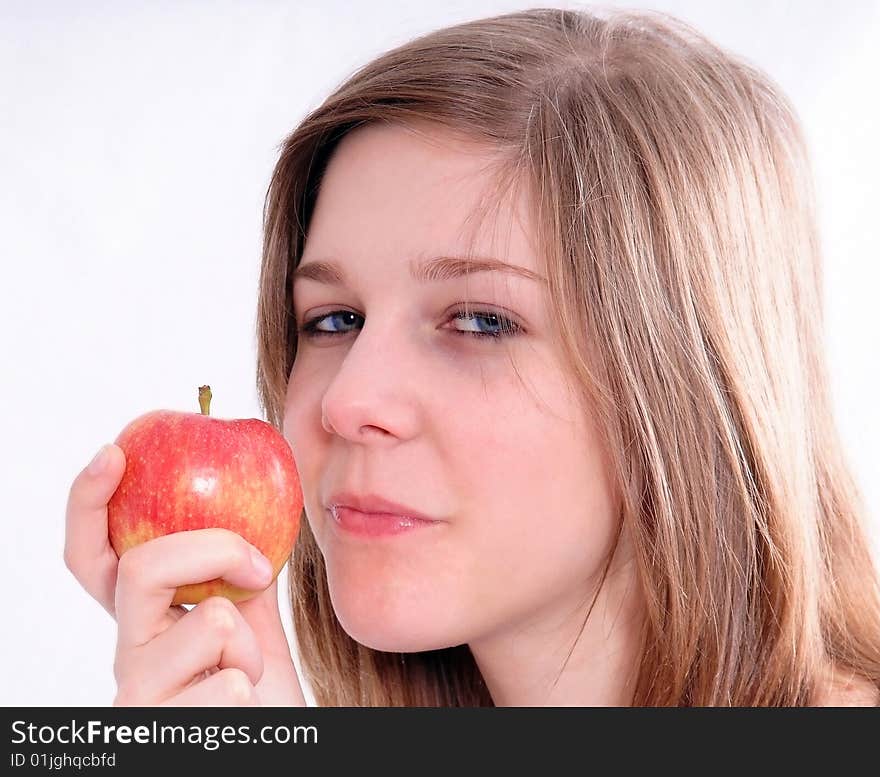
[469,555,644,706]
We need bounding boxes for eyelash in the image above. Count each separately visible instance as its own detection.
[297,308,523,343]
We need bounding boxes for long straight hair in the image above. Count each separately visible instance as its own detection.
[255,7,880,705]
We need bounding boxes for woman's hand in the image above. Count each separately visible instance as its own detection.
[64,443,307,706]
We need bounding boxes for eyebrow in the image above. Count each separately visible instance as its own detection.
[291,254,547,286]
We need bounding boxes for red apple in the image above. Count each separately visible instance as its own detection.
[107,385,303,605]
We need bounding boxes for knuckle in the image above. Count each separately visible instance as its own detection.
[205,533,247,572]
[220,668,255,706]
[205,526,238,548]
[231,542,252,571]
[115,548,145,584]
[200,597,238,637]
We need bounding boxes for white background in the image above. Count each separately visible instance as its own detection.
[1,0,877,706]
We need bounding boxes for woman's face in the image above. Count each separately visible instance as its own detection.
[284,122,621,653]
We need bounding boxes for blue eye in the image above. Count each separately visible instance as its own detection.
[451,310,520,339]
[297,308,522,343]
[299,310,361,337]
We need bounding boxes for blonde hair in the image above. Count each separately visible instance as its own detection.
[255,7,880,705]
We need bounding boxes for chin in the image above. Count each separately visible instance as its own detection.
[325,568,465,653]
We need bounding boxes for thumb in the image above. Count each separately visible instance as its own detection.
[64,443,127,616]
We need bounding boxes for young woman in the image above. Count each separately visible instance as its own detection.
[65,7,880,706]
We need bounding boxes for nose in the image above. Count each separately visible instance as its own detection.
[319,316,420,444]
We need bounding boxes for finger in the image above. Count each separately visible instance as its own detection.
[64,443,126,616]
[115,528,274,650]
[158,668,259,707]
[114,597,263,705]
[232,578,308,707]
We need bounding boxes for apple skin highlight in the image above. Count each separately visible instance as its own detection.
[107,389,303,605]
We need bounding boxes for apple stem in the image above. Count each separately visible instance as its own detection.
[198,385,212,416]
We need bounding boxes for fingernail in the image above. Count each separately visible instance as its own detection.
[250,548,273,581]
[87,444,112,476]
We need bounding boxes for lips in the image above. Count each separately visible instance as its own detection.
[325,490,440,523]
[328,506,439,538]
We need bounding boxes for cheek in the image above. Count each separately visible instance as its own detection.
[282,357,325,459]
[449,360,616,545]
[448,371,621,623]
[282,365,330,543]
[467,411,620,591]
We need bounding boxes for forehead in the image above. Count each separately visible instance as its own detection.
[302,122,541,277]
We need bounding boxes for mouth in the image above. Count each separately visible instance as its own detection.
[323,489,444,539]
[328,505,442,538]
[325,490,441,522]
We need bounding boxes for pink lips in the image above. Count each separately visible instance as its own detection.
[329,505,439,537]
[326,491,442,538]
